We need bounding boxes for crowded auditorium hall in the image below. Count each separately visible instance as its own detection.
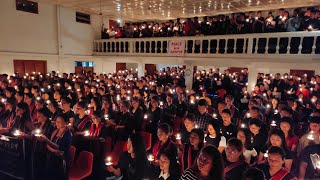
[1,0,320,180]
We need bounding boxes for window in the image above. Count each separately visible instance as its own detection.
[76,12,91,24]
[16,0,38,14]
[75,61,94,67]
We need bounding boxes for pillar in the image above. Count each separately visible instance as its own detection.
[185,64,194,90]
[137,63,145,78]
[247,64,258,93]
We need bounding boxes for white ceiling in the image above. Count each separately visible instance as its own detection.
[40,0,320,21]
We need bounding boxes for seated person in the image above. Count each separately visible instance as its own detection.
[205,120,226,153]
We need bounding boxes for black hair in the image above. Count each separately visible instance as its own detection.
[185,114,195,122]
[129,133,149,179]
[207,120,221,138]
[191,145,224,180]
[198,99,208,106]
[190,128,205,149]
[268,146,286,159]
[279,117,294,137]
[222,109,232,116]
[159,151,181,179]
[158,123,171,134]
[238,128,254,150]
[249,118,262,128]
[227,138,243,153]
[268,129,288,151]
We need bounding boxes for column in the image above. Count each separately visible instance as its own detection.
[137,63,145,78]
[185,64,194,90]
[247,64,258,93]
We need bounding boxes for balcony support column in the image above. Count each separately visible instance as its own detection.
[247,64,259,93]
[137,63,145,78]
[185,64,194,91]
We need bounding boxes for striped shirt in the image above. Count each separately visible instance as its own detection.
[180,168,199,180]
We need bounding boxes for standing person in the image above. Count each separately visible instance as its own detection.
[237,128,257,165]
[194,99,213,131]
[223,138,249,180]
[180,145,224,180]
[36,115,72,180]
[156,151,181,180]
[180,129,204,171]
[107,133,151,180]
[205,120,226,153]
[299,144,320,180]
[146,96,162,144]
[253,11,265,33]
[256,146,297,180]
[221,109,238,141]
[162,94,177,128]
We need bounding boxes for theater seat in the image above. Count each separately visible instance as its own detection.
[139,132,152,150]
[106,141,128,166]
[69,151,94,180]
[70,145,76,168]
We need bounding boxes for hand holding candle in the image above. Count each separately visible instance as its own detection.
[106,156,113,166]
[148,154,154,162]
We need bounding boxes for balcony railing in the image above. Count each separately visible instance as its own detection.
[93,31,320,57]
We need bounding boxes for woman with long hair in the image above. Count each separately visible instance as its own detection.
[157,151,181,180]
[73,101,92,133]
[152,123,177,164]
[279,117,299,153]
[205,120,226,153]
[180,145,224,180]
[107,133,150,180]
[257,128,293,171]
[180,128,204,171]
[36,115,72,180]
[223,138,248,180]
[237,128,257,164]
[130,97,143,131]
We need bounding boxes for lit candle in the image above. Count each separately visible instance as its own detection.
[266,104,271,109]
[104,114,109,120]
[144,114,148,119]
[274,110,278,114]
[34,129,41,137]
[148,154,154,162]
[307,131,314,140]
[176,133,181,140]
[271,120,277,127]
[213,113,217,118]
[241,124,246,128]
[196,96,199,100]
[106,156,113,166]
[190,100,195,104]
[159,101,164,106]
[1,98,6,103]
[127,96,131,100]
[195,125,199,129]
[246,113,251,118]
[264,150,268,158]
[13,130,21,136]
[84,130,90,137]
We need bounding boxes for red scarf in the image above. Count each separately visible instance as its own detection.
[270,168,297,180]
[77,115,92,131]
[6,111,15,128]
[89,122,104,138]
[181,144,193,170]
[152,139,172,159]
[224,160,245,174]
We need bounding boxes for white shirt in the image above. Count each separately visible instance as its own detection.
[159,171,170,180]
[208,135,227,147]
[243,148,258,164]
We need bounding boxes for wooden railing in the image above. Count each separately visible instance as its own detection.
[93,31,320,57]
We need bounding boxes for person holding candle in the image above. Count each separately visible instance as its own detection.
[223,138,248,180]
[146,96,162,144]
[10,102,33,136]
[297,116,320,155]
[73,101,92,133]
[237,128,257,165]
[130,97,143,132]
[60,97,76,125]
[33,108,55,180]
[180,128,204,171]
[152,123,177,164]
[194,99,213,131]
[221,109,238,141]
[205,120,226,153]
[249,118,268,155]
[279,117,299,154]
[0,98,16,133]
[177,114,196,146]
[258,129,293,171]
[36,115,72,180]
[299,143,320,179]
[180,145,224,180]
[256,146,297,180]
[47,99,61,124]
[156,151,181,180]
[106,133,150,180]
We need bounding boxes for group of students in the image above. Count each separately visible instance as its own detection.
[0,66,319,180]
[102,6,320,39]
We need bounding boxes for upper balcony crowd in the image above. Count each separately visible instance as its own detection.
[101,7,320,39]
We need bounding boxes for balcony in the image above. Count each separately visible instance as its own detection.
[93,31,320,58]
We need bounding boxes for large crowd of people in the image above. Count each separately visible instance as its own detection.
[102,7,320,39]
[0,67,320,180]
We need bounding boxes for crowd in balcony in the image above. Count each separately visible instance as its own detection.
[101,7,320,39]
[0,67,320,180]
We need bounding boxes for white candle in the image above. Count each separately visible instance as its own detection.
[84,130,90,137]
[264,150,268,158]
[13,130,21,136]
[34,129,41,137]
[241,124,246,128]
[148,154,154,162]
[271,121,277,127]
[106,156,113,166]
[176,133,181,140]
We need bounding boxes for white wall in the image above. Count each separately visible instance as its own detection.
[0,0,58,54]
